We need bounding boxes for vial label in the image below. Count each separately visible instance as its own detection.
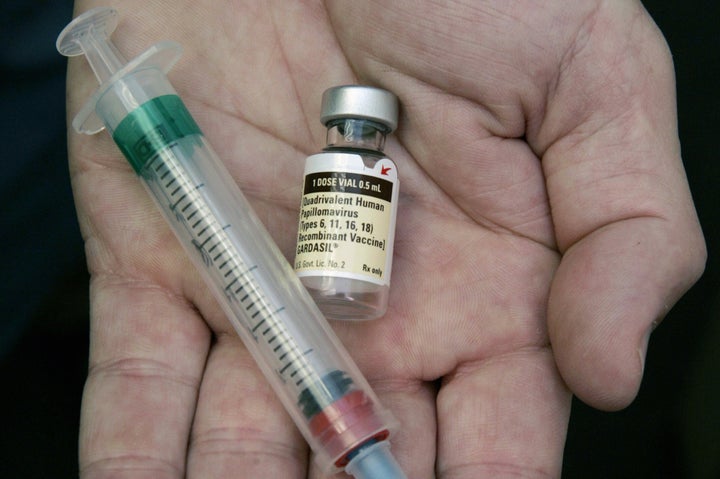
[295,152,398,286]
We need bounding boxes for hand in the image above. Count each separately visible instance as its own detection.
[68,1,705,477]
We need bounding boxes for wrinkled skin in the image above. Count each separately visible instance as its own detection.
[66,1,705,477]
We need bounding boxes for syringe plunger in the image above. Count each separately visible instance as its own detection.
[57,7,182,134]
[56,7,126,83]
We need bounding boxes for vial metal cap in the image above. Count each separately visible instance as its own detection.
[320,85,399,133]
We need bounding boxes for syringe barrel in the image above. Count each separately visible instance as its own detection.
[92,68,397,472]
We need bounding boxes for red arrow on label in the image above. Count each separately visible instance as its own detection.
[381,165,392,175]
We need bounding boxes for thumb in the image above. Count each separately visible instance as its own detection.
[536,1,706,410]
[548,219,704,410]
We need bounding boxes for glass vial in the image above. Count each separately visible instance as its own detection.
[294,85,400,320]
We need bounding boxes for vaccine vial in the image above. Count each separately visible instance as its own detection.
[294,85,400,320]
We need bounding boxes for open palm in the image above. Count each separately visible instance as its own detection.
[67,1,704,477]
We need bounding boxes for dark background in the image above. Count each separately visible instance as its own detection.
[0,1,717,477]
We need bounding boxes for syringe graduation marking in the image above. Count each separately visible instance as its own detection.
[109,87,358,420]
[144,141,324,398]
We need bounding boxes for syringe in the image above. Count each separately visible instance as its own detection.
[57,7,407,478]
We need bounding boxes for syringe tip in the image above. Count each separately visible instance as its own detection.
[56,7,118,57]
[345,441,408,479]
